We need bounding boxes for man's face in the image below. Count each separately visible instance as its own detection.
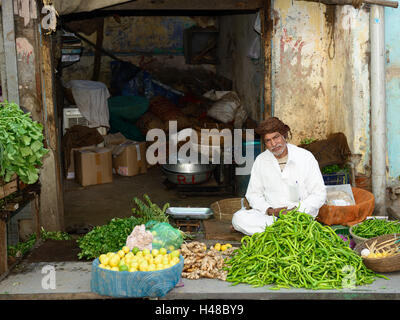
[264,132,287,158]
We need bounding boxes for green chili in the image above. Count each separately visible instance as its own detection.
[224,210,386,290]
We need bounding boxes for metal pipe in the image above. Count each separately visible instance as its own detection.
[370,6,387,216]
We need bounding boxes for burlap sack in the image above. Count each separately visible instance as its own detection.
[299,132,351,169]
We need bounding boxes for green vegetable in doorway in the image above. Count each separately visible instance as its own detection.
[0,101,49,184]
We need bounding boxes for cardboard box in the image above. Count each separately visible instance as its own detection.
[112,141,147,177]
[66,145,97,179]
[74,147,113,186]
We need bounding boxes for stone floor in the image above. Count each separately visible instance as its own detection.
[63,165,232,229]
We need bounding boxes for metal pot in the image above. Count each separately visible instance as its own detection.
[161,152,216,174]
[162,167,214,185]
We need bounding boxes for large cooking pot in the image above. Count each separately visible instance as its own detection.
[162,167,213,185]
[161,152,216,184]
[161,152,216,174]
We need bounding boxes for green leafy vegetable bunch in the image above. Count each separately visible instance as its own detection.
[0,101,49,184]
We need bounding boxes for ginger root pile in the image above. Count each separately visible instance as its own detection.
[181,241,236,281]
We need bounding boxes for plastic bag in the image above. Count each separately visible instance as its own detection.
[125,224,153,251]
[204,90,241,123]
[145,221,183,250]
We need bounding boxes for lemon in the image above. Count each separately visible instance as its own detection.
[99,254,109,265]
[159,248,167,255]
[139,262,149,272]
[105,265,111,270]
[148,264,156,271]
[117,250,125,258]
[125,252,134,259]
[152,249,159,257]
[162,256,170,265]
[170,250,180,258]
[129,267,137,272]
[122,246,130,254]
[106,252,115,258]
[99,264,107,269]
[111,266,119,272]
[154,255,163,265]
[135,251,143,257]
[168,245,175,251]
[156,264,164,271]
[129,262,139,270]
[226,243,232,248]
[119,264,129,272]
[142,248,151,255]
[171,256,180,265]
[109,254,120,267]
[221,244,228,251]
[214,243,221,251]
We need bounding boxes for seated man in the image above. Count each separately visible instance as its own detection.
[232,117,327,235]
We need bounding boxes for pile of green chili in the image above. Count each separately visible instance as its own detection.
[351,218,400,239]
[225,210,386,290]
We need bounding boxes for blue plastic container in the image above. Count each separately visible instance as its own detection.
[90,255,184,298]
[323,172,350,185]
[235,140,262,197]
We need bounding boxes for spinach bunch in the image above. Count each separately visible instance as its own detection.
[0,101,49,184]
[77,216,147,260]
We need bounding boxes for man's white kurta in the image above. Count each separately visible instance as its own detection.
[232,143,326,235]
[245,143,327,217]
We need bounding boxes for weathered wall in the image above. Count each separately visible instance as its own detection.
[385,7,400,182]
[272,0,330,144]
[271,0,371,174]
[326,6,370,174]
[217,12,264,121]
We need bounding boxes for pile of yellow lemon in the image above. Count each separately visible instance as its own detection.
[98,246,181,272]
[211,243,232,252]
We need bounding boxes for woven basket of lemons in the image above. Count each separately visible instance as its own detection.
[354,234,400,273]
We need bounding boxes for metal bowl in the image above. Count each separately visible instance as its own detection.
[162,167,214,185]
[161,152,216,174]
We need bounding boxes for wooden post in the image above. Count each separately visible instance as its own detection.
[38,25,65,232]
[1,0,19,104]
[261,0,273,120]
[0,219,7,276]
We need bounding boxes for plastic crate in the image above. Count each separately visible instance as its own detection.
[323,172,350,185]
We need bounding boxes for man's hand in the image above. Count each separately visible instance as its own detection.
[266,207,296,217]
[267,207,287,217]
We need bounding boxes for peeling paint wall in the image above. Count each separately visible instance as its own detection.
[272,0,330,144]
[385,8,400,181]
[272,0,371,174]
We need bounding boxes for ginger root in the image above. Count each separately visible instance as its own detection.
[181,241,232,281]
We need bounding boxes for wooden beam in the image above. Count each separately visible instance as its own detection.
[262,0,273,120]
[0,13,8,102]
[296,0,398,8]
[1,0,19,104]
[0,219,7,276]
[38,25,65,232]
[102,0,264,11]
